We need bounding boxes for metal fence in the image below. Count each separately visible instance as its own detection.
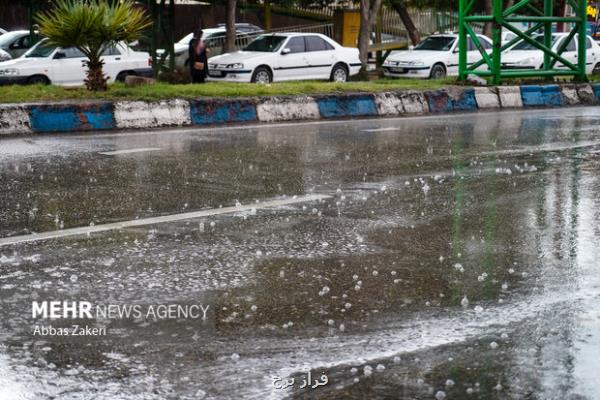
[204,23,334,56]
[285,6,485,38]
[202,9,484,57]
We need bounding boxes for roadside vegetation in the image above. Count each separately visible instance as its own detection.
[0,78,454,103]
[36,0,150,91]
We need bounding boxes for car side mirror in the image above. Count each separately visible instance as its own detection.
[409,45,415,51]
[281,48,291,55]
[54,51,66,59]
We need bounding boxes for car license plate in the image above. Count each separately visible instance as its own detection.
[208,70,223,77]
[390,67,406,73]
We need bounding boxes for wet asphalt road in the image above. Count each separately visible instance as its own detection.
[1,108,600,400]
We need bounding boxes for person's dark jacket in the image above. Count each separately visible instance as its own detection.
[188,38,208,79]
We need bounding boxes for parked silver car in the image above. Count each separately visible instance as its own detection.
[0,49,10,62]
[0,30,42,60]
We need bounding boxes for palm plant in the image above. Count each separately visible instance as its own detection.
[36,0,151,91]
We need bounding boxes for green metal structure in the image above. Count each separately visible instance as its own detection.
[458,0,588,83]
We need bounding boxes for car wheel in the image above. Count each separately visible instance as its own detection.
[116,71,133,82]
[251,66,272,84]
[593,62,600,75]
[429,63,446,79]
[330,63,348,82]
[27,75,49,85]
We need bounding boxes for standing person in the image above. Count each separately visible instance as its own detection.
[189,29,208,83]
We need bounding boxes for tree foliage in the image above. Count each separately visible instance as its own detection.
[36,0,151,91]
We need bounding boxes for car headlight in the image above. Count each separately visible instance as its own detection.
[0,68,19,76]
[516,57,536,66]
[227,63,244,69]
[407,60,425,67]
[383,59,395,66]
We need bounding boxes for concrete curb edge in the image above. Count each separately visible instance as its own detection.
[1,83,599,136]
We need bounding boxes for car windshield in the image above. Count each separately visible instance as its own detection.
[243,35,286,52]
[25,40,56,58]
[512,34,559,50]
[177,30,226,45]
[415,36,456,51]
[177,33,193,45]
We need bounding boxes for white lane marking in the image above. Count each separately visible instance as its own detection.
[0,194,330,247]
[98,147,162,155]
[362,127,398,133]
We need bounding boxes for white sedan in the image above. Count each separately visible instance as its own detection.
[158,28,227,67]
[502,33,600,74]
[159,25,263,67]
[0,39,152,86]
[207,33,361,83]
[383,33,493,79]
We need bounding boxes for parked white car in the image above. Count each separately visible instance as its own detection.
[383,33,492,79]
[0,30,42,59]
[0,48,10,62]
[502,33,600,74]
[159,28,227,67]
[0,39,152,85]
[159,25,263,67]
[207,33,361,83]
[501,31,519,45]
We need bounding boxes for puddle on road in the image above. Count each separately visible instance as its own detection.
[1,109,600,399]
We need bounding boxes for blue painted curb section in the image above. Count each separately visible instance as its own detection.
[0,83,598,136]
[317,94,379,118]
[29,102,115,133]
[521,85,563,107]
[190,99,257,125]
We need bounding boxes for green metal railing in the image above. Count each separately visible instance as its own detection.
[458,0,588,84]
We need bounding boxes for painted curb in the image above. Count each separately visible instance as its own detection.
[497,86,523,108]
[29,102,114,133]
[425,88,478,113]
[114,99,191,129]
[591,83,600,103]
[0,84,598,136]
[0,104,32,135]
[316,94,378,118]
[190,98,258,125]
[576,84,597,104]
[473,87,500,109]
[521,85,563,107]
[256,96,320,122]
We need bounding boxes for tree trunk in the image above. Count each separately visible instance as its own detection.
[168,0,175,71]
[358,0,383,78]
[390,0,420,45]
[483,0,493,37]
[264,0,272,30]
[556,0,566,32]
[85,58,108,92]
[224,0,237,53]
